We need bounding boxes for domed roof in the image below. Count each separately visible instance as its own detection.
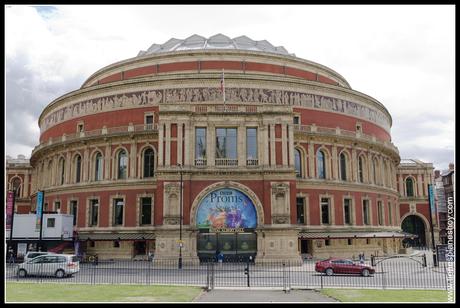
[137,34,295,57]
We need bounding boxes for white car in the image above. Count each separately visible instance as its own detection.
[23,251,55,263]
[17,254,80,278]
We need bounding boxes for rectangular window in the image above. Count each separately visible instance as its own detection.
[113,198,124,226]
[114,240,120,248]
[348,239,352,245]
[325,239,331,246]
[47,218,55,228]
[321,198,330,225]
[388,202,393,225]
[344,198,352,225]
[70,200,78,226]
[140,197,152,225]
[293,116,300,125]
[55,201,61,212]
[195,128,207,165]
[366,238,371,245]
[145,114,153,124]
[378,201,384,225]
[90,199,99,227]
[216,128,237,164]
[296,197,305,224]
[246,128,258,165]
[363,199,370,225]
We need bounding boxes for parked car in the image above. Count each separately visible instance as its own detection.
[23,251,55,262]
[17,254,80,278]
[315,258,375,277]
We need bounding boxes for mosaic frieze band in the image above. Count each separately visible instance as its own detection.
[41,87,391,132]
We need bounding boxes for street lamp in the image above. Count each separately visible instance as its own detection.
[178,163,183,269]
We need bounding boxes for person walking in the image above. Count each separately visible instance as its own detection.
[359,252,365,264]
[217,251,224,267]
[8,247,15,264]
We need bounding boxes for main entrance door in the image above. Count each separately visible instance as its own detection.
[197,232,257,262]
[195,187,259,262]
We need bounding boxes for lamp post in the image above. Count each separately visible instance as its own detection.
[178,163,183,269]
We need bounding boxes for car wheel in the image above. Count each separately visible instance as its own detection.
[361,269,370,277]
[18,269,27,278]
[325,268,334,276]
[55,269,65,278]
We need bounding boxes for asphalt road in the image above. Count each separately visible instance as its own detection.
[5,258,449,290]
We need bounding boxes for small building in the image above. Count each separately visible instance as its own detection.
[6,213,74,260]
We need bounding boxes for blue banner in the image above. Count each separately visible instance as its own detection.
[196,188,257,229]
[36,191,44,231]
[428,184,436,225]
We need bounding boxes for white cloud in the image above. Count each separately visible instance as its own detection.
[5,5,455,170]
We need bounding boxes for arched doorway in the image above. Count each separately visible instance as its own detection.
[401,215,427,248]
[195,187,258,262]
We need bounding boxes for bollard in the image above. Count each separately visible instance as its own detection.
[244,259,250,287]
[422,254,427,267]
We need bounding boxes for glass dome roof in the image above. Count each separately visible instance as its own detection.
[137,34,295,57]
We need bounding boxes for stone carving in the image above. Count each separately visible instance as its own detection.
[164,182,180,224]
[41,87,390,132]
[271,182,289,195]
[272,216,290,224]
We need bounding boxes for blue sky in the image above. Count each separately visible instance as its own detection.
[5,5,455,171]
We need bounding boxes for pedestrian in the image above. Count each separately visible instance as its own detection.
[217,251,224,267]
[360,252,365,264]
[8,247,15,264]
[94,254,99,265]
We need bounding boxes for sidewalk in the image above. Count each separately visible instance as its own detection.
[193,289,337,302]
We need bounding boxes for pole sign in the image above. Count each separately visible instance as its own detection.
[6,191,14,229]
[428,184,437,226]
[36,191,44,231]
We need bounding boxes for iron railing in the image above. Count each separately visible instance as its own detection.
[5,256,452,290]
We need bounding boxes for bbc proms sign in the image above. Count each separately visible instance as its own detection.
[196,188,257,230]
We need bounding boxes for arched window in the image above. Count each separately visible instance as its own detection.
[75,155,82,183]
[317,150,326,179]
[406,177,415,197]
[358,156,364,183]
[339,152,347,181]
[59,158,65,185]
[294,149,302,178]
[372,158,378,184]
[117,150,128,179]
[143,148,155,178]
[12,178,21,198]
[95,152,103,181]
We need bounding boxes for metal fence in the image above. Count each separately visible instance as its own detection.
[5,257,452,291]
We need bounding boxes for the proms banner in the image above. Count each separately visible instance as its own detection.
[6,191,14,230]
[36,191,44,231]
[196,188,257,230]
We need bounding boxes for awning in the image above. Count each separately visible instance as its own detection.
[298,231,418,239]
[76,233,156,241]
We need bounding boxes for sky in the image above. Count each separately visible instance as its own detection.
[5,5,455,171]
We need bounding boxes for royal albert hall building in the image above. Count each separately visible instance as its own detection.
[27,34,431,263]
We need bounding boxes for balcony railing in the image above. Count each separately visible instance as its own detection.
[246,159,259,166]
[215,158,238,166]
[194,158,207,166]
[293,124,399,154]
[34,124,158,154]
[193,104,259,113]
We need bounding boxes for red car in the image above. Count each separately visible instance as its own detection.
[315,258,375,277]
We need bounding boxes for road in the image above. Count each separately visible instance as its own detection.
[5,257,450,290]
